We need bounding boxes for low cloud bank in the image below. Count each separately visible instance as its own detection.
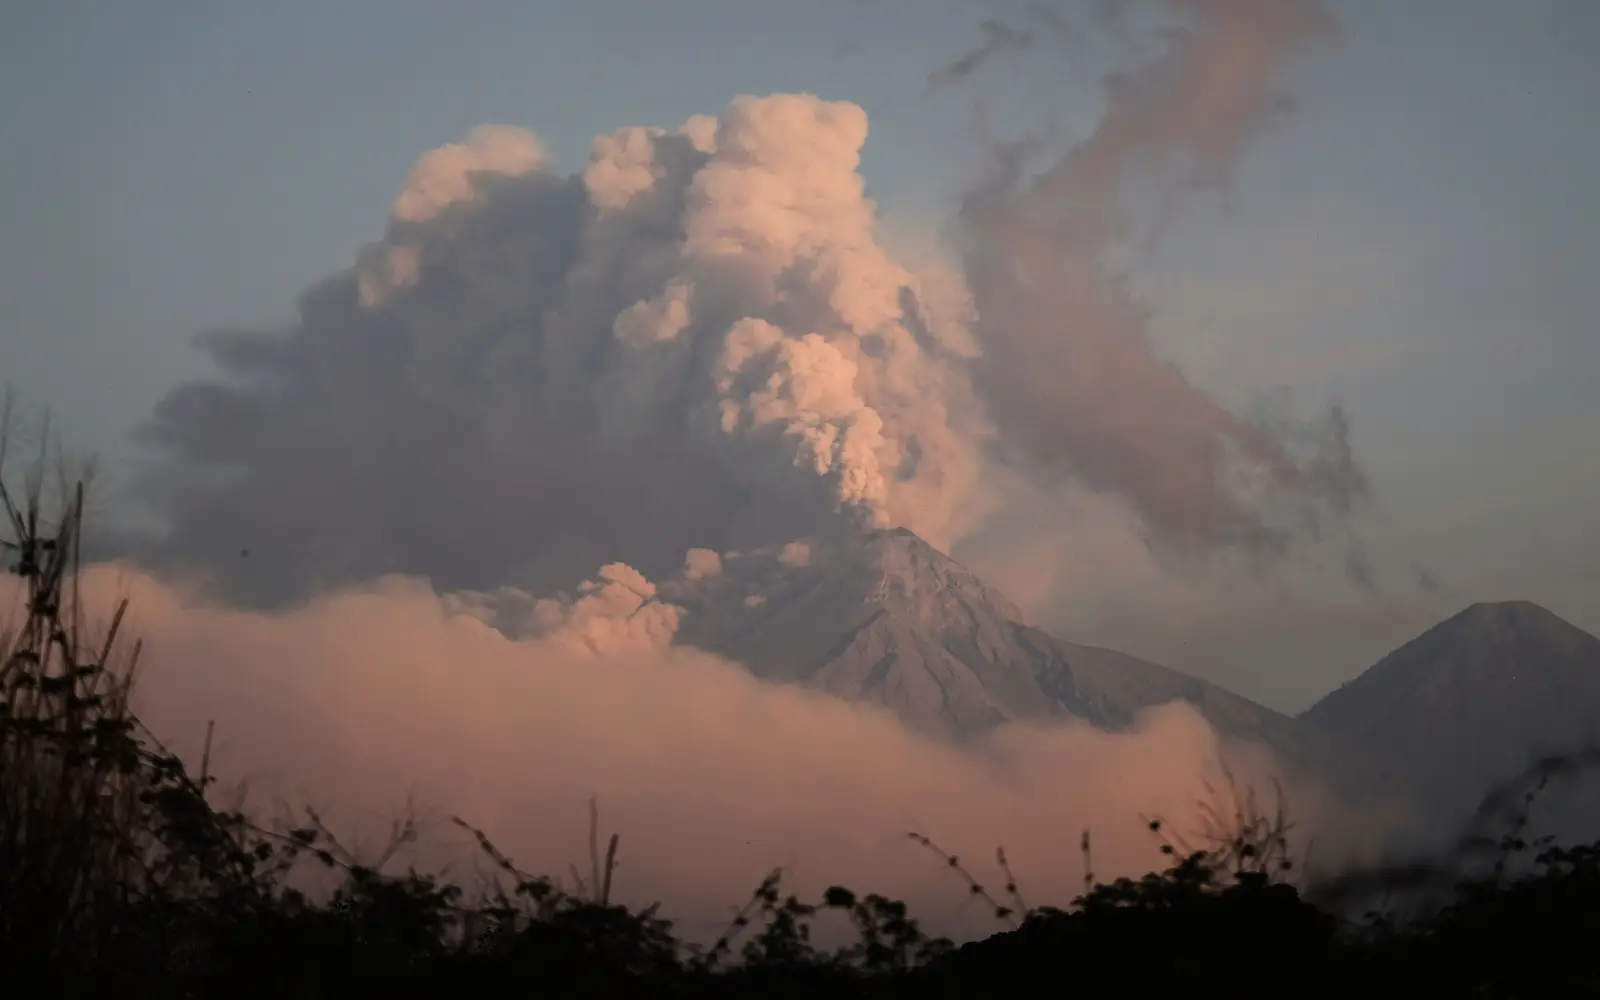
[24,562,1377,942]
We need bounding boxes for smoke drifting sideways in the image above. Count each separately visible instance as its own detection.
[45,563,1368,944]
[134,2,1370,611]
[955,0,1368,562]
[133,97,999,607]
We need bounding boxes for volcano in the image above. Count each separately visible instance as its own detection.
[1301,600,1600,838]
[661,528,1311,762]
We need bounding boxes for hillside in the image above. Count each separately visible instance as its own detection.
[663,529,1310,763]
[1301,600,1600,837]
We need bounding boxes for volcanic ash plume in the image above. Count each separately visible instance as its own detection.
[139,2,1372,610]
[956,0,1367,560]
[137,95,997,605]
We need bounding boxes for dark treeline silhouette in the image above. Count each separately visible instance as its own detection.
[3,402,1598,998]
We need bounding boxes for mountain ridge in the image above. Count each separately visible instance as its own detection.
[662,528,1313,763]
[654,530,1600,833]
[1300,598,1600,838]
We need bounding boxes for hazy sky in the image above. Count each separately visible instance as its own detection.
[3,0,1598,712]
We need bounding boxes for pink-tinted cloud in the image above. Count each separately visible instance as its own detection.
[32,562,1371,944]
[957,0,1365,560]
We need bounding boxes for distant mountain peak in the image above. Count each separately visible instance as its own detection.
[1397,600,1597,664]
[1447,599,1579,636]
[1464,599,1547,613]
[1300,597,1600,835]
[1306,600,1598,711]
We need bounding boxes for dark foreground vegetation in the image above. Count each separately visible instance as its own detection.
[4,410,1598,998]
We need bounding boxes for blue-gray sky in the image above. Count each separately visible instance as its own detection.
[2,0,1597,711]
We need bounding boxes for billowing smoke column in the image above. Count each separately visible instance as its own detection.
[137,96,996,604]
[136,0,1367,607]
[957,0,1367,559]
